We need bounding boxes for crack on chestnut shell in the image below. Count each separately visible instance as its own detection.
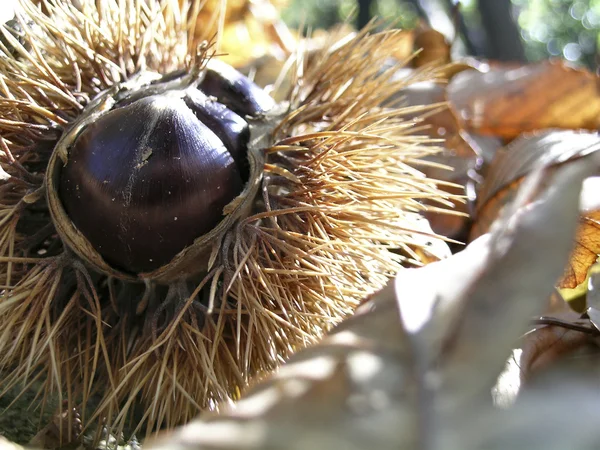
[45,62,282,281]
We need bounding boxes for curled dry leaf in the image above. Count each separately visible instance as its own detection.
[412,26,450,68]
[562,208,600,288]
[520,321,600,386]
[470,130,600,288]
[518,286,600,388]
[144,135,600,450]
[411,26,482,79]
[448,60,600,139]
[561,179,600,289]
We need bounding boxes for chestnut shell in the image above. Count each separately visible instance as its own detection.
[200,59,276,117]
[59,95,245,274]
[47,64,276,279]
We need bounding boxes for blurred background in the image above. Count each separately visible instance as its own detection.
[281,0,600,69]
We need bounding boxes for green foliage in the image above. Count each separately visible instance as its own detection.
[282,0,599,68]
[514,0,600,67]
[281,0,355,30]
[370,0,420,28]
[281,0,420,31]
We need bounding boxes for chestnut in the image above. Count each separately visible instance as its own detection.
[46,66,275,280]
[200,59,276,117]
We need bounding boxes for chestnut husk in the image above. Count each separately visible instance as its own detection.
[0,0,455,442]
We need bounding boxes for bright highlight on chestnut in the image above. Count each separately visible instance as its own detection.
[55,64,274,275]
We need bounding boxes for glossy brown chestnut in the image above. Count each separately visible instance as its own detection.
[200,59,276,117]
[56,65,272,275]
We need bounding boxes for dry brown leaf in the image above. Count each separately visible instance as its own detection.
[519,325,599,384]
[518,287,597,384]
[470,177,521,239]
[470,131,600,288]
[559,177,600,289]
[413,27,450,67]
[478,203,600,289]
[438,59,489,80]
[144,146,600,450]
[561,210,600,288]
[448,60,600,139]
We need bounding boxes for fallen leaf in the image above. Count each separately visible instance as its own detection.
[470,130,600,288]
[413,26,450,68]
[561,208,600,288]
[145,141,600,450]
[519,290,598,385]
[448,60,600,139]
